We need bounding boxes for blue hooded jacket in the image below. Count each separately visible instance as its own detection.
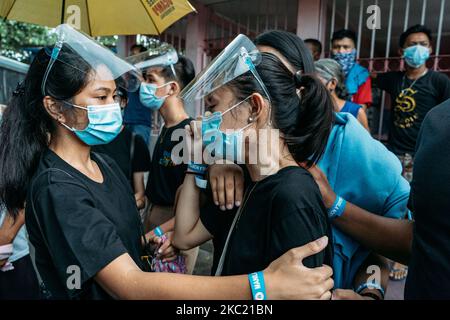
[318,113,410,289]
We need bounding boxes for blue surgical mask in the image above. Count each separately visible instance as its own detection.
[61,102,123,146]
[403,45,430,69]
[332,49,357,76]
[139,82,173,110]
[201,97,253,162]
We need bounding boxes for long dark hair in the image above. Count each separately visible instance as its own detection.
[0,46,92,217]
[254,30,316,74]
[228,52,334,167]
[249,30,334,166]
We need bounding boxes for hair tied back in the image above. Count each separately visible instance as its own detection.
[294,71,304,89]
[12,81,25,97]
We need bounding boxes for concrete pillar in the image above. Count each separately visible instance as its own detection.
[185,0,208,75]
[116,35,137,58]
[296,0,327,57]
[183,0,208,116]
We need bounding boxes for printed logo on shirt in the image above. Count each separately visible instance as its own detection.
[159,150,176,167]
[394,87,419,129]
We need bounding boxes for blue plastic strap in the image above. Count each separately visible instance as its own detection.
[248,271,267,300]
[188,162,208,175]
[154,226,164,237]
[328,196,347,219]
[355,281,385,299]
[195,176,208,189]
[51,44,62,60]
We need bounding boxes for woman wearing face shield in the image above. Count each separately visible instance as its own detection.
[92,88,151,211]
[205,31,411,299]
[173,36,335,293]
[0,25,333,300]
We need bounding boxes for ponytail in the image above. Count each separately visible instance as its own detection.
[291,72,334,166]
[227,53,334,167]
[0,81,51,217]
[254,31,334,166]
[0,47,91,217]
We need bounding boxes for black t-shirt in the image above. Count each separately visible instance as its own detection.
[25,149,144,300]
[145,118,192,206]
[92,127,150,187]
[405,99,450,300]
[376,71,450,155]
[201,165,251,274]
[201,166,333,276]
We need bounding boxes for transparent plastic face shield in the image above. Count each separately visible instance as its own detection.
[180,35,272,166]
[126,44,179,80]
[180,34,271,106]
[41,24,142,97]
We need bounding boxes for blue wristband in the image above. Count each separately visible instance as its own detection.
[248,271,267,300]
[355,281,385,299]
[188,162,208,175]
[328,196,346,219]
[195,176,208,189]
[153,226,164,237]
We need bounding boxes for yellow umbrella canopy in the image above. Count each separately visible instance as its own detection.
[0,0,196,36]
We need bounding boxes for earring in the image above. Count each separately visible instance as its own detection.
[248,116,254,123]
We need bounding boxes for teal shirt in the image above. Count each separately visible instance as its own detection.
[318,113,410,289]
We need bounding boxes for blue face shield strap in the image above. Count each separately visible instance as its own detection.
[242,51,272,103]
[241,50,273,128]
[41,40,64,96]
[168,55,177,78]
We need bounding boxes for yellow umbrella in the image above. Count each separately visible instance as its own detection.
[0,0,196,36]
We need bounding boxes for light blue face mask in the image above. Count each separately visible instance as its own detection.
[139,82,174,110]
[201,97,253,162]
[403,45,430,69]
[61,102,123,146]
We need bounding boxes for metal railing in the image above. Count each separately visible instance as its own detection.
[328,0,449,140]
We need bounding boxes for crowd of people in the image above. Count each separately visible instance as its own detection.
[0,22,449,300]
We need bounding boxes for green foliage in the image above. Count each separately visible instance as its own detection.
[0,20,122,63]
[95,35,118,48]
[0,20,174,64]
[0,20,52,63]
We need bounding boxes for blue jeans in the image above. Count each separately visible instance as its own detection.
[126,124,151,147]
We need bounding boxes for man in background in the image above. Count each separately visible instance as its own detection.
[130,44,147,56]
[305,38,322,61]
[375,25,450,166]
[331,29,372,109]
[375,24,450,281]
[123,44,153,147]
